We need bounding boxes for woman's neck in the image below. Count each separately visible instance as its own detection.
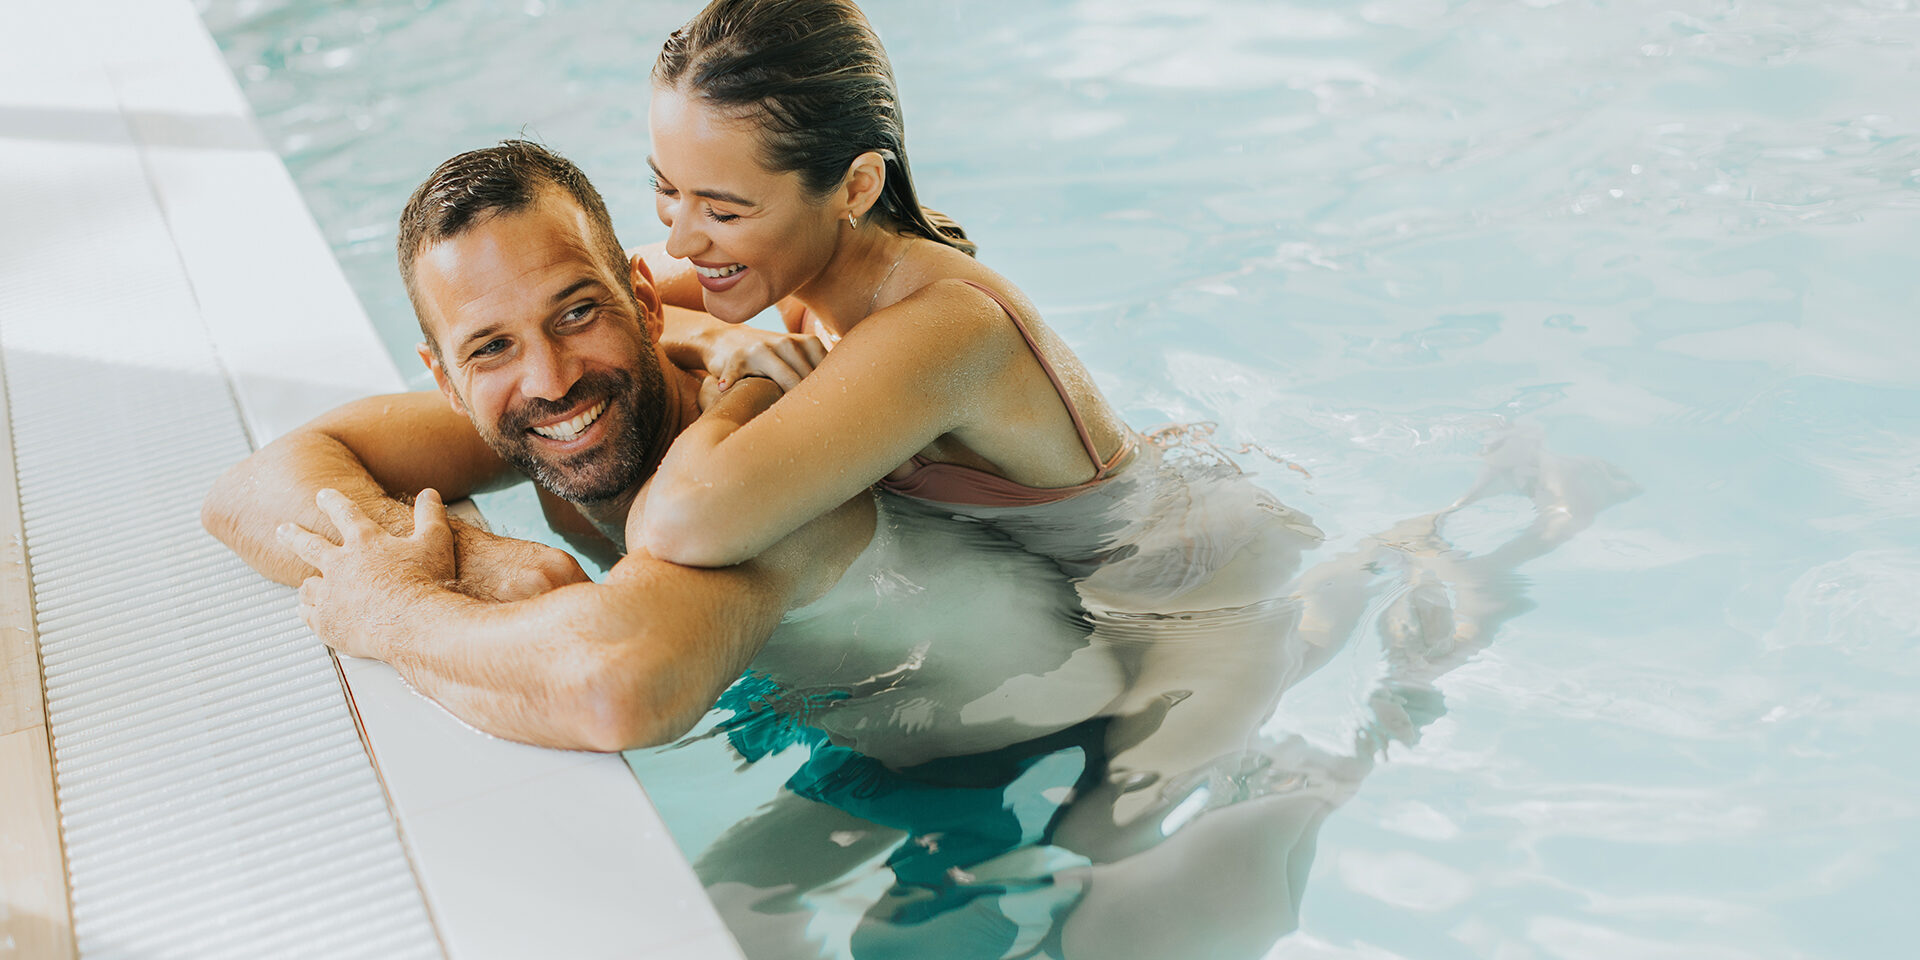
[794,227,916,338]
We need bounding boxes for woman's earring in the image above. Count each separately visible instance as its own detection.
[848,213,857,229]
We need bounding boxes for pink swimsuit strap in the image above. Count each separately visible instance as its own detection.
[878,280,1132,507]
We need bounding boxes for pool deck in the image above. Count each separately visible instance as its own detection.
[0,1,739,958]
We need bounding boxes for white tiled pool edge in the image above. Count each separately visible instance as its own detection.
[6,1,741,957]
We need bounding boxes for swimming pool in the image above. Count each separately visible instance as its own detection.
[201,0,1920,956]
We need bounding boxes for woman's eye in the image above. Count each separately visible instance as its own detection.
[706,207,740,223]
[650,176,676,198]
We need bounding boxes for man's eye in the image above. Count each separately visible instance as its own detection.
[472,339,508,358]
[563,304,595,324]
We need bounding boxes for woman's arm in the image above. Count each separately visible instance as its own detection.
[639,280,1017,567]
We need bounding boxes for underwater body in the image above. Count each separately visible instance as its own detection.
[650,436,1635,958]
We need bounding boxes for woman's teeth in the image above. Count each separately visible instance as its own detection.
[532,400,606,441]
[695,263,745,279]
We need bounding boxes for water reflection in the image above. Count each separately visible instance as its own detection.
[646,432,1635,959]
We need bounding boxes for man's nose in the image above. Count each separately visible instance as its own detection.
[520,338,580,402]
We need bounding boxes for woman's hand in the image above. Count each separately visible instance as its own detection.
[638,251,827,389]
[277,488,458,659]
[701,323,827,392]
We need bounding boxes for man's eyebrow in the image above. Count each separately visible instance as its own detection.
[454,280,603,355]
[646,156,757,207]
[549,278,601,305]
[456,322,506,354]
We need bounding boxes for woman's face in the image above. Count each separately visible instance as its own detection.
[648,86,842,323]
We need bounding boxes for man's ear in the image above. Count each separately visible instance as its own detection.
[416,341,467,416]
[842,150,888,223]
[629,252,666,341]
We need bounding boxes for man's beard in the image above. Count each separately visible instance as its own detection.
[478,359,668,505]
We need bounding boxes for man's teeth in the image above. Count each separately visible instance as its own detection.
[695,263,745,279]
[532,400,606,441]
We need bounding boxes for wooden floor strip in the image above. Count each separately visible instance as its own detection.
[0,352,75,960]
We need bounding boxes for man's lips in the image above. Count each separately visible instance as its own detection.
[528,399,607,443]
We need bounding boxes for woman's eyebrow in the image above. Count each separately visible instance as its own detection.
[646,156,757,206]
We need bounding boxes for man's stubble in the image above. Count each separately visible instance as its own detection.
[476,346,670,507]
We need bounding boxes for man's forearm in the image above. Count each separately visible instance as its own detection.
[349,560,787,751]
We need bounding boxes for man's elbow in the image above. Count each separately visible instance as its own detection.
[200,463,248,550]
[565,648,704,752]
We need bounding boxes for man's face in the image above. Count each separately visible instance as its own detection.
[413,191,669,504]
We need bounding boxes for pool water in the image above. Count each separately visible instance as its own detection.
[201,1,1920,957]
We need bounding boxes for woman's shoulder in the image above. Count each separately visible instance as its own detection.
[863,276,1038,374]
[893,252,1041,330]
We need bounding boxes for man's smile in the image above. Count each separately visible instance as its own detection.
[530,399,608,442]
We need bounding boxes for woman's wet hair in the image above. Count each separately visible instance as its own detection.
[655,0,977,256]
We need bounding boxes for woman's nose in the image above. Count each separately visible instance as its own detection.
[662,204,705,261]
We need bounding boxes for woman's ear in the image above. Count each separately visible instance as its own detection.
[629,252,666,341]
[843,151,889,222]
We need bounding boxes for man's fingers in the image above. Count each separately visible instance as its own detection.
[294,576,326,633]
[413,488,451,545]
[314,488,382,541]
[278,523,337,570]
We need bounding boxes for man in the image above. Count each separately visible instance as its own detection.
[202,140,875,751]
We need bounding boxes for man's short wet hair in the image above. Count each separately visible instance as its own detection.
[396,139,632,356]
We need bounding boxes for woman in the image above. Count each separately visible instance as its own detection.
[637,0,1136,567]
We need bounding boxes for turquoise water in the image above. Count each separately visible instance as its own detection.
[203,1,1920,957]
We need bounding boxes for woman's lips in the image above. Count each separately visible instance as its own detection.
[694,262,748,292]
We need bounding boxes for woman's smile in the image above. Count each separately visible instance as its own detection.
[692,260,749,292]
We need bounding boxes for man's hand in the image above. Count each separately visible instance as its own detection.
[451,523,591,601]
[278,488,458,659]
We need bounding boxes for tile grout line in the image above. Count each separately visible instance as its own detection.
[326,650,454,958]
[97,23,261,455]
